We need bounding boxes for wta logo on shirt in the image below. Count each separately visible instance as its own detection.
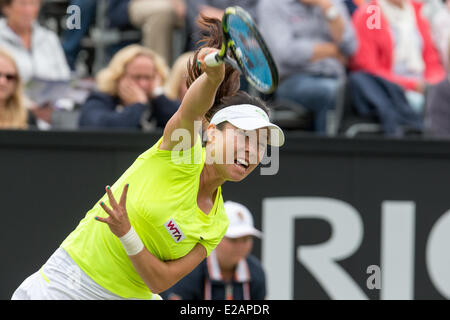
[164,219,186,243]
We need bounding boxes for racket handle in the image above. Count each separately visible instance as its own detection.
[204,52,223,67]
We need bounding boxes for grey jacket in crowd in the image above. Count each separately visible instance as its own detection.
[0,18,71,84]
[258,0,357,79]
[425,76,450,137]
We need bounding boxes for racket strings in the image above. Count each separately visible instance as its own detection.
[226,13,276,92]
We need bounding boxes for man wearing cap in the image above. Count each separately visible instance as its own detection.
[160,201,266,300]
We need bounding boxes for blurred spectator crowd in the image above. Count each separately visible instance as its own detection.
[0,0,449,138]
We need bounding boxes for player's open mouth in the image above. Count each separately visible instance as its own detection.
[234,158,249,171]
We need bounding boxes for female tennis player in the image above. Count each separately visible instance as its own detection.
[11,16,284,300]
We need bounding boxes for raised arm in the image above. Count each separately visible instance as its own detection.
[159,47,225,151]
[95,184,207,294]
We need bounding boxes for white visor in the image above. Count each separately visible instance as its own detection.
[210,104,285,147]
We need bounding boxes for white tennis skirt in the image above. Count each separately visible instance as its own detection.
[11,247,162,300]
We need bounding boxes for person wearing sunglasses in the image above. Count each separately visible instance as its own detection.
[0,0,72,129]
[0,0,70,84]
[0,48,27,129]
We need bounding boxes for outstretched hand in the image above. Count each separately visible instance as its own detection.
[96,184,131,238]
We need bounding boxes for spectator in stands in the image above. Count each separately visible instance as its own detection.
[160,201,266,300]
[425,75,450,137]
[164,51,194,102]
[62,0,141,73]
[343,0,364,15]
[0,48,27,129]
[185,0,259,51]
[128,0,186,65]
[61,0,97,71]
[79,45,179,131]
[108,0,133,30]
[431,0,450,71]
[349,0,446,135]
[0,0,70,83]
[258,0,357,134]
[419,0,444,23]
[108,0,144,57]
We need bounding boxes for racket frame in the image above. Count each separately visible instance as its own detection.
[205,6,279,94]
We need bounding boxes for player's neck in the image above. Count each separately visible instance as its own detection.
[199,164,225,198]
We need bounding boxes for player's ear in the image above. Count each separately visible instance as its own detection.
[206,123,217,144]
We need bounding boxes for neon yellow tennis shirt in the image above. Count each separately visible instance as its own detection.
[61,135,229,299]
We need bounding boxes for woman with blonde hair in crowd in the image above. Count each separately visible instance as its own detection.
[79,44,180,131]
[0,48,27,129]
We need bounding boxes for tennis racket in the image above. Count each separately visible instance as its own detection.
[204,6,279,94]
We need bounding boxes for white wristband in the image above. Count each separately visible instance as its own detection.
[119,226,144,256]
